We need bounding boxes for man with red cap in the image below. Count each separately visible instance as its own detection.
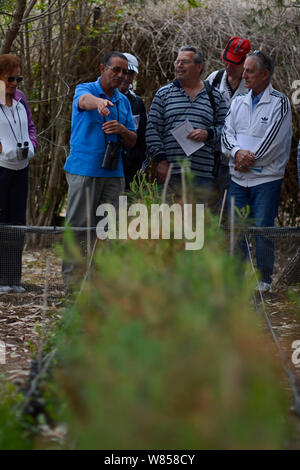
[207,36,251,197]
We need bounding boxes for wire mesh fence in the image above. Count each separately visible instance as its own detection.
[243,227,300,287]
[0,224,66,303]
[0,223,299,397]
[0,224,299,299]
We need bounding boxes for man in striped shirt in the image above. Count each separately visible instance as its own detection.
[146,46,227,197]
[222,51,292,292]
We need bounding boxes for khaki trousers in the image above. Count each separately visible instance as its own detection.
[62,173,125,286]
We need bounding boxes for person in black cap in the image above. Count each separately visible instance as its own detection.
[207,36,251,200]
[118,53,147,189]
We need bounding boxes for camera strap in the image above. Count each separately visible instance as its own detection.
[204,80,221,178]
[103,101,119,146]
[0,103,23,143]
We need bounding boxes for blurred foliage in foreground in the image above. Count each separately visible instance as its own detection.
[0,382,33,450]
[54,213,288,450]
[0,174,292,448]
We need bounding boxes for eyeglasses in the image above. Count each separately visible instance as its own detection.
[106,65,128,75]
[250,50,273,71]
[5,76,23,83]
[174,60,194,66]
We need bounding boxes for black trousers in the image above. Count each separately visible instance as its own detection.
[0,166,28,286]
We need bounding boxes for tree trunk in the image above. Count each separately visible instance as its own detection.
[0,0,27,54]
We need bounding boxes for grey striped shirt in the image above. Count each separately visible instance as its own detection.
[146,80,227,178]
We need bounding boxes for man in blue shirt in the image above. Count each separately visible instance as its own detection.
[63,51,137,285]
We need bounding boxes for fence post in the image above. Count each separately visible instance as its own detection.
[230,196,235,257]
[86,186,91,263]
[0,341,6,365]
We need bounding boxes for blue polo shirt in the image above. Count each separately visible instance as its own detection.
[251,90,264,112]
[64,78,136,177]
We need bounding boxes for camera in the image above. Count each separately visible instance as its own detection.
[102,141,121,170]
[17,141,29,161]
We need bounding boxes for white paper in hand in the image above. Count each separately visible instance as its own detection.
[170,119,204,157]
[236,133,261,153]
[0,80,5,105]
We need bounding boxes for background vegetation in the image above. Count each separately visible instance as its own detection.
[1,0,299,225]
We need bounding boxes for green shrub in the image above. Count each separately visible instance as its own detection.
[0,382,33,450]
[55,219,288,449]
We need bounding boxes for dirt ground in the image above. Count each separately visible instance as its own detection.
[0,248,65,386]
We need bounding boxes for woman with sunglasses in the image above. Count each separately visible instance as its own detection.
[0,54,37,294]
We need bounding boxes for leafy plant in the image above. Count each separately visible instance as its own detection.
[0,383,33,450]
[128,171,160,206]
[53,216,288,449]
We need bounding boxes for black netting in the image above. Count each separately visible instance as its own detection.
[225,226,300,286]
[0,225,94,302]
[0,225,299,300]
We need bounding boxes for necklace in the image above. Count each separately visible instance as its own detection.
[0,102,23,143]
[10,107,16,124]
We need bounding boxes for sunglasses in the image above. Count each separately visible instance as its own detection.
[174,60,194,66]
[5,75,24,83]
[252,50,267,59]
[106,65,128,75]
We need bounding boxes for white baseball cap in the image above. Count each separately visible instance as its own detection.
[123,52,139,74]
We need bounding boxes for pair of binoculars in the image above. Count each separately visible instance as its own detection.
[17,142,29,160]
[102,141,121,171]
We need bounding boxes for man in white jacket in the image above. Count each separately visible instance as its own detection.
[207,36,251,197]
[222,50,292,292]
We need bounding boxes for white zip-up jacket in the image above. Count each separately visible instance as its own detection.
[0,98,35,171]
[221,84,292,187]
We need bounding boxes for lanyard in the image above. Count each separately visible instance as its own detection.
[103,101,119,145]
[0,102,23,143]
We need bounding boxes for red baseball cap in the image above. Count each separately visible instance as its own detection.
[222,36,251,66]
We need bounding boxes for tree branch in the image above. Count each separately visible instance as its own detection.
[0,11,15,17]
[23,0,39,19]
[21,0,71,25]
[0,0,27,54]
